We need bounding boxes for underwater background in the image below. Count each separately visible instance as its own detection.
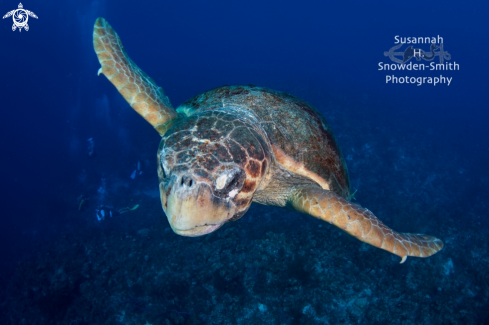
[1,0,488,324]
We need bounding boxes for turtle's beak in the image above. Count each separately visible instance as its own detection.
[160,174,236,236]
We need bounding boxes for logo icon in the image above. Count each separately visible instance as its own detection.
[3,3,38,32]
[384,43,451,64]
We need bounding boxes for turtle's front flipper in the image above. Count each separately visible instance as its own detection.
[290,186,443,263]
[93,18,179,135]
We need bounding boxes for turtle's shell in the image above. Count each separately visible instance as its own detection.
[177,85,351,199]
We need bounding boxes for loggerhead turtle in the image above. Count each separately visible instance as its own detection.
[93,18,443,263]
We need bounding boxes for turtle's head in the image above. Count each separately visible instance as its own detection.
[157,110,270,236]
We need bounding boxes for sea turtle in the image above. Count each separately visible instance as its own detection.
[2,3,37,32]
[93,18,443,263]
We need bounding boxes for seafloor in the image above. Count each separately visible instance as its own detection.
[1,93,488,325]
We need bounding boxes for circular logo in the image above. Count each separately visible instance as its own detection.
[13,9,28,28]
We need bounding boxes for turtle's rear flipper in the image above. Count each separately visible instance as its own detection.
[93,17,179,135]
[290,186,443,263]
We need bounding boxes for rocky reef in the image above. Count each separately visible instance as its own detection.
[1,187,488,324]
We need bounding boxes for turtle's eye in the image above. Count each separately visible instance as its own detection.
[161,164,170,179]
[214,168,245,198]
[160,155,169,178]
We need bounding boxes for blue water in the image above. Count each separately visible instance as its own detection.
[1,0,488,324]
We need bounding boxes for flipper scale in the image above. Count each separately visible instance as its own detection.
[291,186,443,263]
[93,18,179,135]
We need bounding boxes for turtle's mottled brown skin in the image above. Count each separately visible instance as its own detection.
[93,18,443,263]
